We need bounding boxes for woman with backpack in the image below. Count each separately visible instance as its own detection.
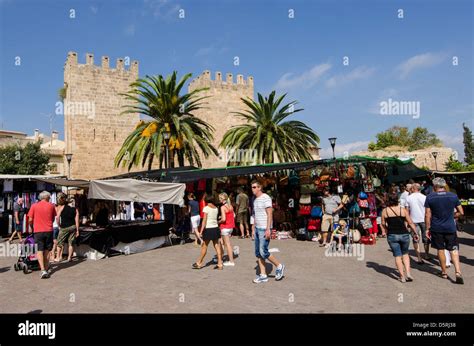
[380,193,419,283]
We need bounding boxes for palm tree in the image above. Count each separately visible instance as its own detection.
[115,71,218,170]
[220,91,319,165]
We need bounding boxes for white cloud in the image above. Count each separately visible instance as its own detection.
[275,63,332,90]
[325,66,376,89]
[124,24,136,37]
[396,52,446,79]
[319,140,371,159]
[143,0,180,19]
[90,5,98,14]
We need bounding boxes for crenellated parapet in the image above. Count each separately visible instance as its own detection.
[189,70,254,90]
[65,51,139,76]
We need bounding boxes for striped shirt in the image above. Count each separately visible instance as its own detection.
[254,193,272,229]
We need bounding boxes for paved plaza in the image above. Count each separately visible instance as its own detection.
[1,227,473,313]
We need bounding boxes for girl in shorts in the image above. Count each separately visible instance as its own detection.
[192,195,223,270]
[218,193,236,266]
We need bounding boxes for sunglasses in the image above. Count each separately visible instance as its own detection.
[251,186,258,189]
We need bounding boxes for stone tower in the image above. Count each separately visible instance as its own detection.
[64,52,140,180]
[188,70,254,168]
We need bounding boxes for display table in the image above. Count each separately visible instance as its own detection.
[76,220,172,256]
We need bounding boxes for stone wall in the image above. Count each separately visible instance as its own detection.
[64,52,141,180]
[354,146,454,171]
[188,70,254,168]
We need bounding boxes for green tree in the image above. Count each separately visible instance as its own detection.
[0,142,50,174]
[368,126,442,151]
[220,91,319,165]
[445,154,474,172]
[463,122,474,164]
[115,72,218,170]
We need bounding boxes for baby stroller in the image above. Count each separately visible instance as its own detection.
[13,233,40,274]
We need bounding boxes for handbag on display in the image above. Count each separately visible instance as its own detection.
[300,184,316,194]
[310,206,323,218]
[358,199,369,208]
[363,182,374,193]
[307,218,321,231]
[348,202,361,215]
[360,234,376,245]
[372,177,382,187]
[337,185,343,194]
[346,165,355,179]
[360,218,372,229]
[350,229,361,243]
[358,192,368,199]
[299,194,311,205]
[299,205,311,216]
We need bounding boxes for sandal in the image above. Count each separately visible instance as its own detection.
[192,263,203,269]
[455,272,464,285]
[406,275,414,282]
[213,265,223,270]
[439,272,448,279]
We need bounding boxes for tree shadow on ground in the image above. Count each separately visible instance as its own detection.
[49,257,86,276]
[459,255,474,267]
[458,236,474,247]
[254,261,274,277]
[366,261,399,281]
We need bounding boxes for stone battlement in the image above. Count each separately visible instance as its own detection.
[190,70,254,88]
[65,51,139,74]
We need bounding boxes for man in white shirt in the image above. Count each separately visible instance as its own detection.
[399,183,412,208]
[406,183,428,262]
[251,180,285,283]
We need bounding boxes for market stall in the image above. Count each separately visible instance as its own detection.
[76,179,186,258]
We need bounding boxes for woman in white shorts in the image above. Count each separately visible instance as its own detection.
[218,193,236,266]
[188,193,202,246]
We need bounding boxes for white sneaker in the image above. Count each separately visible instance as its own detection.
[223,261,235,266]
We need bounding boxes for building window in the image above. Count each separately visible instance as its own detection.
[49,164,58,173]
[93,128,96,141]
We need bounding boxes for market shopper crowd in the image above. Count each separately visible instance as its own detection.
[4,175,466,285]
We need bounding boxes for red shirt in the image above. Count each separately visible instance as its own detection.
[199,199,207,219]
[28,200,57,233]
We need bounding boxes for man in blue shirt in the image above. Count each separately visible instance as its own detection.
[424,177,464,284]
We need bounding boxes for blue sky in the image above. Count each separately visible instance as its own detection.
[1,0,473,159]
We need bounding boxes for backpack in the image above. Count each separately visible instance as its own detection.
[310,206,323,218]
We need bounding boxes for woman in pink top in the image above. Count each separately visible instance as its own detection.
[218,193,236,266]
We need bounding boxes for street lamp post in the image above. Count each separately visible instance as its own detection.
[65,153,73,198]
[65,153,73,179]
[163,123,171,169]
[328,137,337,160]
[431,151,439,171]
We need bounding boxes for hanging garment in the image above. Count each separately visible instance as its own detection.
[3,179,13,192]
[197,179,206,191]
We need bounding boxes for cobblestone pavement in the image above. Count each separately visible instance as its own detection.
[1,227,473,313]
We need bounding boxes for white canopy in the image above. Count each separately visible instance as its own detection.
[88,178,185,206]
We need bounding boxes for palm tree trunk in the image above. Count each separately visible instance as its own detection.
[148,153,154,171]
